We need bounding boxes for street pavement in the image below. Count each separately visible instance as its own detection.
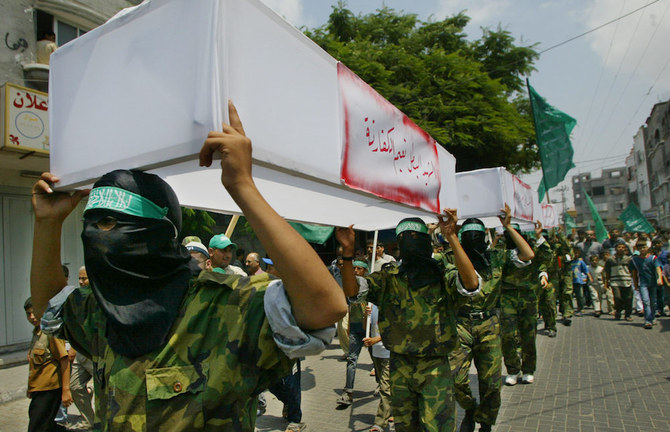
[1,309,669,431]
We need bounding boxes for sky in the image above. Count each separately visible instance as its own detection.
[259,0,670,212]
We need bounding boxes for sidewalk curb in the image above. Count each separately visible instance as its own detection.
[0,386,26,405]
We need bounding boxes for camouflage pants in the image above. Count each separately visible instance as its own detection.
[389,353,455,432]
[500,289,538,375]
[538,282,557,331]
[448,314,501,425]
[557,271,574,319]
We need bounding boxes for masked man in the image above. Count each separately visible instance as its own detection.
[29,102,347,431]
[336,211,480,432]
[448,205,534,432]
[500,222,551,386]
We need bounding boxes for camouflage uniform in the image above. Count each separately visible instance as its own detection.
[500,238,551,376]
[365,261,473,432]
[554,234,574,320]
[538,237,559,332]
[54,271,316,431]
[448,248,512,426]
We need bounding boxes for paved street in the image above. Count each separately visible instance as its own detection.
[1,310,669,431]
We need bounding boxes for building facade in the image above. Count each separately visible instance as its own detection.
[644,101,670,228]
[625,126,653,215]
[572,167,629,229]
[0,0,139,351]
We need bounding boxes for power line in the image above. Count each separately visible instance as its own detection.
[590,0,670,157]
[577,0,629,160]
[538,0,663,55]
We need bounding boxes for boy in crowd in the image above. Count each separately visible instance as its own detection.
[604,240,634,321]
[25,297,72,432]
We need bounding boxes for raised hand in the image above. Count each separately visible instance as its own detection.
[335,225,355,255]
[498,203,511,227]
[32,173,89,223]
[199,100,253,194]
[437,208,458,238]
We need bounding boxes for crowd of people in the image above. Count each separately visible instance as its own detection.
[25,102,669,432]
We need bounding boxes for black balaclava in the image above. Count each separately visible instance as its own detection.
[459,218,490,276]
[395,218,443,288]
[81,170,192,358]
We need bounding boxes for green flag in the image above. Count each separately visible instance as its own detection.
[564,213,576,230]
[582,189,608,242]
[618,203,654,233]
[288,222,334,245]
[527,81,577,202]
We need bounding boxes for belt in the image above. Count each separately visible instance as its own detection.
[457,308,496,320]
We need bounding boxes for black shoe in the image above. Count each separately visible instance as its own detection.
[562,318,572,326]
[479,424,492,432]
[459,408,476,432]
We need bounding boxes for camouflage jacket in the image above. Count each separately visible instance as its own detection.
[451,248,528,312]
[59,271,300,431]
[364,261,477,357]
[502,237,551,290]
[552,233,574,276]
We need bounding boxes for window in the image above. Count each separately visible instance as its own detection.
[35,9,88,47]
[574,178,579,184]
[610,171,621,178]
[592,186,605,196]
[616,203,624,210]
[56,20,86,45]
[596,203,608,212]
[610,187,624,195]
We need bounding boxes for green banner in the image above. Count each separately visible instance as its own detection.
[527,81,577,202]
[582,189,608,243]
[618,203,654,233]
[288,222,334,245]
[564,213,576,230]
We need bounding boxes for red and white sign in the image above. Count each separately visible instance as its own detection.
[541,204,558,228]
[512,175,534,222]
[338,63,441,213]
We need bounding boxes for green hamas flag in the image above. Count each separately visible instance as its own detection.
[564,213,577,230]
[582,189,608,242]
[527,80,577,202]
[288,222,334,245]
[618,203,654,233]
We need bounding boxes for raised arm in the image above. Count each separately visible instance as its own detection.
[199,101,346,330]
[30,174,89,318]
[437,208,478,290]
[335,225,359,298]
[500,203,534,262]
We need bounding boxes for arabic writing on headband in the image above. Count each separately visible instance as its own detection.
[13,91,48,111]
[363,117,437,186]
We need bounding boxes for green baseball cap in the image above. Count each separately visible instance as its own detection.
[209,234,237,250]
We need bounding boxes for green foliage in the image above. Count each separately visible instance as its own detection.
[180,208,216,242]
[305,4,540,173]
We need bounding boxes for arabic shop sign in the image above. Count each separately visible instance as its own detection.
[2,83,49,154]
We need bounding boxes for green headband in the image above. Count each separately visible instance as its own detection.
[85,186,169,220]
[459,223,486,234]
[353,260,369,270]
[396,221,429,236]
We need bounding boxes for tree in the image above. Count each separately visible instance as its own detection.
[180,208,217,243]
[305,5,540,173]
